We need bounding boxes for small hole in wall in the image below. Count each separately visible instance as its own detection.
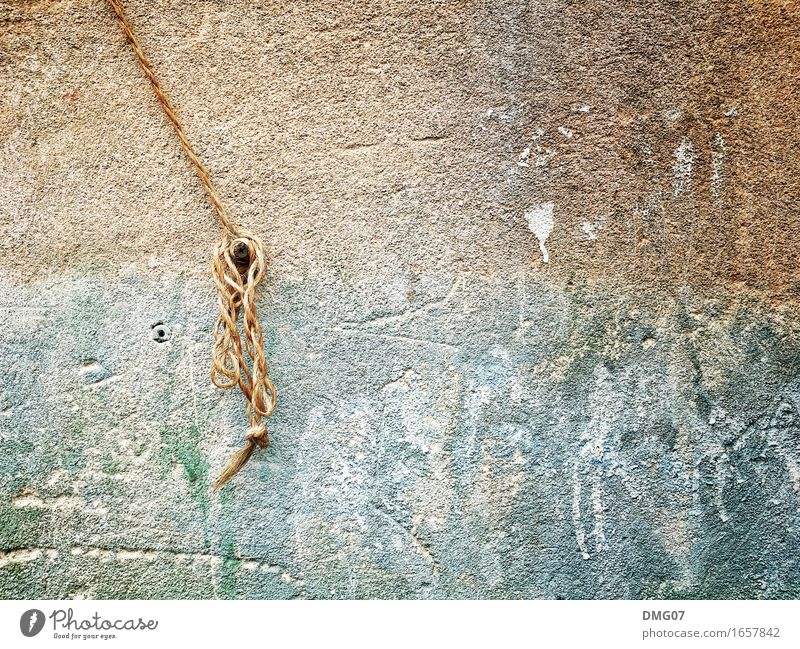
[151,321,171,343]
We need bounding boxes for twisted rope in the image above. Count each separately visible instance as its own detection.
[107,0,277,489]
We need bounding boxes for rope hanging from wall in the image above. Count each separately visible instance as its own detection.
[107,0,277,489]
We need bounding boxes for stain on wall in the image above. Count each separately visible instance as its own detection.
[0,0,799,598]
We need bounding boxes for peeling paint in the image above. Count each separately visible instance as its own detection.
[672,137,695,197]
[524,202,555,263]
[711,133,725,198]
[580,221,599,241]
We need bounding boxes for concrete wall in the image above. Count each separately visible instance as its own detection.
[1,0,799,598]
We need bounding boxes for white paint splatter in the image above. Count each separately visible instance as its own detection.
[531,130,556,166]
[580,221,599,240]
[786,457,800,493]
[12,492,44,507]
[571,365,627,561]
[0,548,42,568]
[710,133,725,198]
[591,481,608,553]
[672,137,695,197]
[12,492,85,510]
[517,129,556,168]
[572,480,590,560]
[558,126,573,139]
[523,202,555,263]
[117,549,144,561]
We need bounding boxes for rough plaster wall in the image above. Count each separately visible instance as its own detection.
[1,0,799,599]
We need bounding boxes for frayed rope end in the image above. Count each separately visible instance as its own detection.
[212,425,269,490]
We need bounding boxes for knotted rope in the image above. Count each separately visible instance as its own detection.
[107,0,277,489]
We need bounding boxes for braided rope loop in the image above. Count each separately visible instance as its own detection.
[107,0,277,489]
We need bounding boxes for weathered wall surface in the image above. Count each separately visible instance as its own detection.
[1,0,799,598]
